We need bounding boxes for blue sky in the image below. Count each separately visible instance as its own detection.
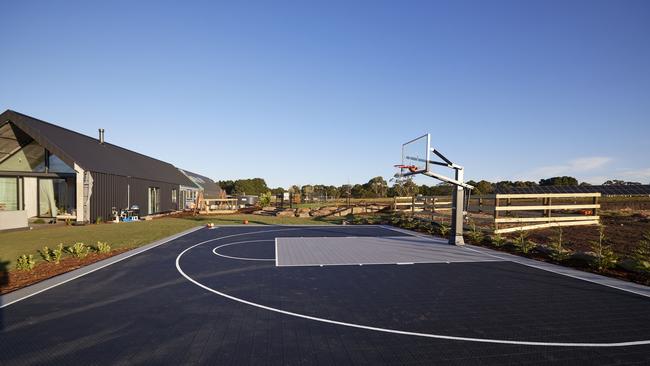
[2,0,649,188]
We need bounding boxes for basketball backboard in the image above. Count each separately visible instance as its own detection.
[401,134,430,174]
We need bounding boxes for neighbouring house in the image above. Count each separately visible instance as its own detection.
[178,169,223,209]
[0,110,196,230]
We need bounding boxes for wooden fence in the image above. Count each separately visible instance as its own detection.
[468,193,601,234]
[392,196,452,215]
[392,193,601,234]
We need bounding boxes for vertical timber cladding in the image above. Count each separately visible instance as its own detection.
[88,171,179,222]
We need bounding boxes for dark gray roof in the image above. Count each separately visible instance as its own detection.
[495,185,650,196]
[179,169,223,198]
[1,110,194,186]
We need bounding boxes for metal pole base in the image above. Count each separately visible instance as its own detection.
[449,234,465,246]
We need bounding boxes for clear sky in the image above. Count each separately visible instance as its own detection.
[2,0,649,188]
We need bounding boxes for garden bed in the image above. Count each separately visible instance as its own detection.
[1,248,130,295]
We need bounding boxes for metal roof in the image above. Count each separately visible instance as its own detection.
[495,185,650,196]
[179,169,223,198]
[1,110,195,186]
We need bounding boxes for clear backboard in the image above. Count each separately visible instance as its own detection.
[401,133,430,174]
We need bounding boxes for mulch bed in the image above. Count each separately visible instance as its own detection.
[0,248,131,295]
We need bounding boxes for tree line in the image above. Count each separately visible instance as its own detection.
[217,175,643,199]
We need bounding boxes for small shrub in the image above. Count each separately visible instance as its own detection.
[259,192,272,207]
[95,241,111,254]
[491,233,506,247]
[40,246,53,262]
[550,227,570,262]
[633,230,650,270]
[402,217,417,230]
[466,221,483,244]
[590,225,617,271]
[16,254,36,271]
[95,216,103,224]
[514,230,534,254]
[438,222,451,237]
[52,244,64,264]
[67,242,90,258]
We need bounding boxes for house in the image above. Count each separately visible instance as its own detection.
[178,169,223,209]
[0,110,195,230]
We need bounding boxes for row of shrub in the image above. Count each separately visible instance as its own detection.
[15,241,112,271]
[348,213,650,277]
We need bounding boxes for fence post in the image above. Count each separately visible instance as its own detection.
[494,196,499,232]
[411,196,415,214]
[593,195,599,217]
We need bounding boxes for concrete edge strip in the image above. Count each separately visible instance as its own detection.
[379,225,650,298]
[0,226,204,309]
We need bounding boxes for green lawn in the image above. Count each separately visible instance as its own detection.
[0,214,341,269]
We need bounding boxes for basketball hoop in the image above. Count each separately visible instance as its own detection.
[393,164,419,173]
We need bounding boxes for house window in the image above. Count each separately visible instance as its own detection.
[38,178,75,217]
[148,187,160,214]
[0,177,19,211]
[172,189,178,204]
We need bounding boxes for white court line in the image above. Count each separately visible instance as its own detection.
[212,240,275,262]
[276,259,482,268]
[1,226,203,309]
[176,226,650,348]
[275,237,279,267]
[380,225,650,299]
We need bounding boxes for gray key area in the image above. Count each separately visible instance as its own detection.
[276,236,503,267]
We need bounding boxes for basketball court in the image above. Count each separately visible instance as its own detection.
[1,224,650,365]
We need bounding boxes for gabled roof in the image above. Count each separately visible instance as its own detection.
[1,110,194,186]
[179,169,223,198]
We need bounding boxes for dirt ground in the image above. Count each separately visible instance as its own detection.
[521,211,650,257]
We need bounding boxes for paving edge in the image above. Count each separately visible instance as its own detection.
[0,226,204,308]
[380,225,650,298]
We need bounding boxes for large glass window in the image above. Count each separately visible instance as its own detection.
[38,178,76,217]
[48,154,75,173]
[0,177,19,211]
[0,140,45,172]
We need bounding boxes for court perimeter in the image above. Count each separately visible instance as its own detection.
[1,225,650,365]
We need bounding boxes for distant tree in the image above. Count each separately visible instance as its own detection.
[366,176,388,198]
[539,176,578,186]
[270,187,285,195]
[217,180,236,194]
[392,177,419,197]
[233,178,269,195]
[325,185,339,199]
[288,185,301,194]
[473,180,494,195]
[338,184,352,198]
[350,184,369,198]
[301,185,315,201]
[513,181,538,188]
[603,180,642,186]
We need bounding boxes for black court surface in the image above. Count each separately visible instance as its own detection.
[1,225,650,365]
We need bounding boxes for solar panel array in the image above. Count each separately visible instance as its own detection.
[495,185,650,196]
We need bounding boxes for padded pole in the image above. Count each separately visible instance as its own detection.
[450,168,465,245]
